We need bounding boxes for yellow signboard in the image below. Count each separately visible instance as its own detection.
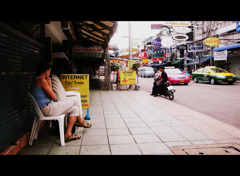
[204,37,220,47]
[120,71,136,85]
[60,74,89,109]
[128,60,135,70]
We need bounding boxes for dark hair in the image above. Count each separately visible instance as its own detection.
[35,62,51,78]
[159,66,165,70]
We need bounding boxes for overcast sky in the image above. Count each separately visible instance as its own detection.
[109,21,166,50]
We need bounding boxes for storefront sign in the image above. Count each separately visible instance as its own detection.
[61,74,89,109]
[236,21,240,32]
[128,60,135,70]
[152,57,164,61]
[161,37,174,48]
[151,24,164,29]
[173,34,189,41]
[178,45,187,50]
[159,26,170,36]
[73,45,104,53]
[204,37,220,47]
[137,52,147,58]
[142,58,148,65]
[120,71,137,85]
[174,27,191,34]
[188,44,203,52]
[214,50,227,61]
[152,39,162,46]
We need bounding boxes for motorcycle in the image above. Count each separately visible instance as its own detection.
[153,72,176,100]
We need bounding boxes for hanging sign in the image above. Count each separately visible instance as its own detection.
[137,52,147,58]
[161,37,174,47]
[61,74,89,109]
[204,37,220,47]
[173,34,189,41]
[159,26,171,36]
[188,44,203,52]
[214,50,227,61]
[152,39,162,46]
[236,21,240,32]
[174,27,191,34]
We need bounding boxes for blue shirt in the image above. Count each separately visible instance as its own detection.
[30,76,53,108]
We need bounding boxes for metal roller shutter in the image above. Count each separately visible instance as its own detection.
[0,22,45,153]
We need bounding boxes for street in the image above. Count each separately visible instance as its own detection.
[138,77,240,129]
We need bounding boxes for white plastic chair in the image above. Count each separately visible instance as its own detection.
[51,74,82,116]
[28,92,65,146]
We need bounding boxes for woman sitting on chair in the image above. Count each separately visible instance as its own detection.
[31,62,91,142]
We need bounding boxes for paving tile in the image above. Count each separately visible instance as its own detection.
[82,135,108,146]
[18,146,51,155]
[123,117,143,123]
[128,127,154,135]
[126,121,148,128]
[164,141,192,147]
[150,126,176,134]
[180,131,210,141]
[80,145,110,155]
[133,134,162,144]
[138,143,174,155]
[48,146,80,155]
[107,128,131,136]
[83,128,107,136]
[106,122,127,129]
[108,135,136,145]
[156,132,187,142]
[171,125,197,133]
[110,144,142,155]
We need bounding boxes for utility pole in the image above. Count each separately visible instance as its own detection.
[129,21,132,60]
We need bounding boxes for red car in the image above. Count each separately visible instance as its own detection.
[155,67,191,85]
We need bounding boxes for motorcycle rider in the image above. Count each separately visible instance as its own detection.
[155,66,168,97]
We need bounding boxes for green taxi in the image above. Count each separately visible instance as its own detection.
[192,66,237,85]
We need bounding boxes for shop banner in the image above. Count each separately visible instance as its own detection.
[60,74,89,109]
[73,45,104,53]
[214,50,227,61]
[188,44,203,52]
[120,71,136,85]
[236,21,240,32]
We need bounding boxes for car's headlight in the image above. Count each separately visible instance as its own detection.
[217,75,226,78]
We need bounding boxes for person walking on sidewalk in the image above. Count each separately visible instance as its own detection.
[30,62,92,142]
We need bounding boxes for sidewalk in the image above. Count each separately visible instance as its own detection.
[18,78,240,155]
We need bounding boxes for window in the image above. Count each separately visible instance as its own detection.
[197,68,204,73]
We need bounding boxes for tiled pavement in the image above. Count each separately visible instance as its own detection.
[18,85,240,155]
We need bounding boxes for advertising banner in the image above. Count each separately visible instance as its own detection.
[236,21,240,32]
[60,74,89,109]
[188,44,203,52]
[120,71,137,85]
[214,50,227,61]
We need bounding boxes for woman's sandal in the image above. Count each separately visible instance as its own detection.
[65,134,81,142]
[76,120,92,128]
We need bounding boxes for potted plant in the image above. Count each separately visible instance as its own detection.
[132,62,141,70]
[111,62,120,71]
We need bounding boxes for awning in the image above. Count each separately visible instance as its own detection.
[185,56,213,65]
[213,44,240,52]
[171,58,184,65]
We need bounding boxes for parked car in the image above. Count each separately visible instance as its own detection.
[138,67,155,78]
[155,67,191,85]
[191,66,237,85]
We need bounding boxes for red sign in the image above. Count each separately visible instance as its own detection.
[151,24,164,29]
[138,52,147,58]
[152,57,164,61]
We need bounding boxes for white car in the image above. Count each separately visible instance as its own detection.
[138,67,155,78]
